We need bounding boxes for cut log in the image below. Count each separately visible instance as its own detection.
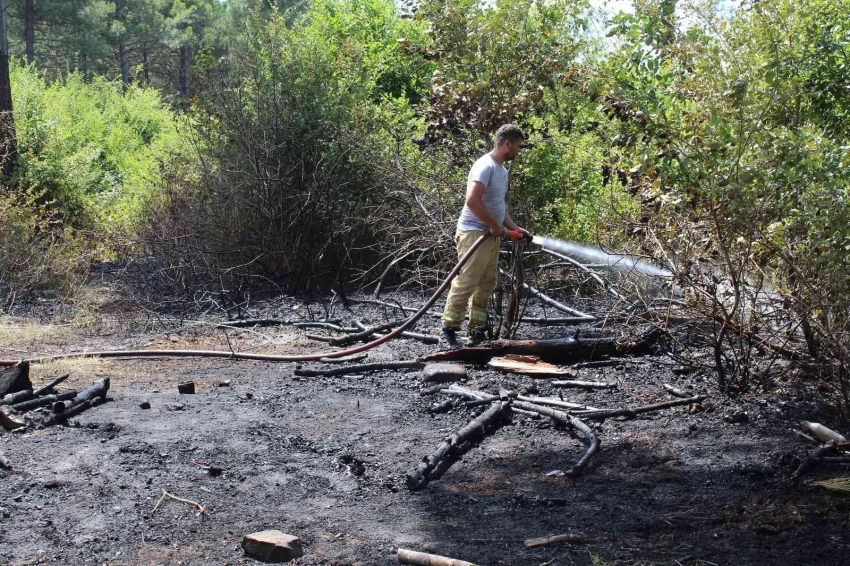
[406,400,510,490]
[421,363,467,383]
[397,548,476,566]
[662,383,690,398]
[552,380,617,389]
[0,362,32,397]
[32,373,69,397]
[1,388,33,406]
[11,391,77,413]
[802,421,847,443]
[294,361,423,378]
[52,378,110,413]
[487,355,573,377]
[422,327,660,364]
[524,533,585,548]
[572,395,707,420]
[47,397,105,425]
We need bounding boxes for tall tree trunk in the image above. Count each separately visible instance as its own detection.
[116,0,129,88]
[178,43,191,99]
[141,42,149,84]
[25,0,34,64]
[0,0,17,185]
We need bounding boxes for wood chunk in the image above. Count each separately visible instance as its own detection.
[178,382,195,394]
[523,533,584,548]
[422,363,467,383]
[0,405,26,430]
[802,421,847,443]
[0,362,32,397]
[487,355,572,377]
[242,530,304,563]
[397,548,476,566]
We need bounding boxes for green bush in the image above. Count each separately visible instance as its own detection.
[11,63,194,233]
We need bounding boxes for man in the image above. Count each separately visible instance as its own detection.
[440,124,532,349]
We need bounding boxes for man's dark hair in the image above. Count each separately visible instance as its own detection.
[494,124,524,146]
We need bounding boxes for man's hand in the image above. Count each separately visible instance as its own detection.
[516,227,533,243]
[489,224,504,238]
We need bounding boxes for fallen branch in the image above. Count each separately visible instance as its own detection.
[32,373,70,397]
[442,386,599,478]
[406,400,511,490]
[152,489,206,517]
[552,380,618,389]
[524,533,585,548]
[792,442,850,481]
[294,322,357,332]
[330,320,405,346]
[572,395,707,420]
[541,248,621,299]
[397,548,476,566]
[520,317,599,325]
[422,327,660,364]
[352,320,438,345]
[294,361,423,378]
[318,353,369,364]
[1,388,33,406]
[516,395,600,412]
[500,268,596,320]
[512,400,599,477]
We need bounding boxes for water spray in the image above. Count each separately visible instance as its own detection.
[505,230,671,278]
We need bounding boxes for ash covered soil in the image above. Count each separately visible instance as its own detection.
[1,292,849,566]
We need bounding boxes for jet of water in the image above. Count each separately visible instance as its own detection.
[533,235,672,278]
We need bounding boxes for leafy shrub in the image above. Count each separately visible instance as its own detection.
[0,191,85,310]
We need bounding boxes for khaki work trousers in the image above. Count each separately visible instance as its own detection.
[442,230,500,331]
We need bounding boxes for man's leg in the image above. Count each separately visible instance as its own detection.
[467,237,500,333]
[442,231,497,331]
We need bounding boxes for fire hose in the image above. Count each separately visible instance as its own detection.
[0,231,532,367]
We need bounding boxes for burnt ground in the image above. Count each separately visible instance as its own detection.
[1,289,849,566]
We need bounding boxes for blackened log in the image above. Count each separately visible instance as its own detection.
[422,327,660,364]
[294,361,422,378]
[11,391,77,413]
[1,388,32,406]
[571,395,706,420]
[52,378,110,413]
[406,401,510,490]
[46,397,105,425]
[32,373,70,397]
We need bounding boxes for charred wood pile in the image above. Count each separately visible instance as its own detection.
[0,363,110,432]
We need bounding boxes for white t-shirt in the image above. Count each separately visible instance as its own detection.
[457,153,508,232]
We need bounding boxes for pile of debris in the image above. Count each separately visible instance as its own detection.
[0,362,110,433]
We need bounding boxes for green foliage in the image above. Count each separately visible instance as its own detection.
[0,191,85,309]
[11,63,193,232]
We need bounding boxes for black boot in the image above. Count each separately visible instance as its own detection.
[467,329,487,346]
[439,329,461,350]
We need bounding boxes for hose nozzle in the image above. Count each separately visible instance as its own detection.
[505,230,533,244]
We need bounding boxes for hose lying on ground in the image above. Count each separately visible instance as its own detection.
[0,235,491,367]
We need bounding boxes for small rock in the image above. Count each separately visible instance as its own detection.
[421,363,467,383]
[725,411,749,424]
[177,382,195,394]
[242,530,304,563]
[207,465,224,477]
[218,380,231,387]
[0,451,9,469]
[139,400,151,410]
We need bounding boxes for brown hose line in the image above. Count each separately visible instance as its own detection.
[0,234,491,367]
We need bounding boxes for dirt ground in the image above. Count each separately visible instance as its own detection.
[1,290,849,566]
